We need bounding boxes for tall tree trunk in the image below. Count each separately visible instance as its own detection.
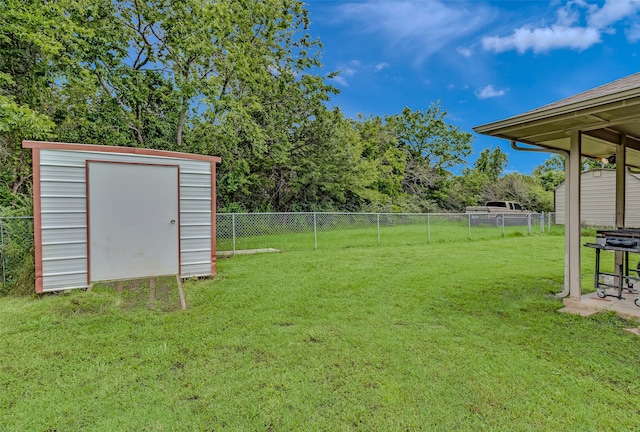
[176,107,187,147]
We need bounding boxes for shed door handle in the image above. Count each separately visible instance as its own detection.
[171,219,176,224]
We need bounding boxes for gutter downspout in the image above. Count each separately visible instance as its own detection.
[510,140,571,299]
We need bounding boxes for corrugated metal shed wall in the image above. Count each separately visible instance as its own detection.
[554,169,640,226]
[39,149,212,291]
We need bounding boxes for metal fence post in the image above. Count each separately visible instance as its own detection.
[502,214,505,237]
[313,212,317,250]
[377,213,380,246]
[232,213,236,256]
[427,214,431,243]
[468,213,471,239]
[548,212,551,232]
[540,212,544,233]
[527,213,532,234]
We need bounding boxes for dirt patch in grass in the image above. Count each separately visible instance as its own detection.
[92,276,184,312]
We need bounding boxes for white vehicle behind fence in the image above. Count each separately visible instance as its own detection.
[465,201,532,227]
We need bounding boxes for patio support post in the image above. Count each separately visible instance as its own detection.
[615,135,627,227]
[567,130,582,300]
[615,135,627,280]
[563,151,571,296]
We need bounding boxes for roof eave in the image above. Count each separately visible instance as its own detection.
[473,88,640,136]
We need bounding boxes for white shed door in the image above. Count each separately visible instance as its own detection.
[88,162,179,282]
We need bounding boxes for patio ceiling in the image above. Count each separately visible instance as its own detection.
[473,72,640,168]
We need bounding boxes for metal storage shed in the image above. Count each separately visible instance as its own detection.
[555,169,640,227]
[23,140,221,293]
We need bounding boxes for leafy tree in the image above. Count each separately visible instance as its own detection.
[385,104,473,211]
[0,89,55,204]
[487,173,553,213]
[3,0,342,212]
[473,147,507,181]
[583,156,615,171]
[351,115,407,210]
[532,155,565,192]
[0,0,78,201]
[443,147,508,211]
[2,0,485,214]
[282,109,369,211]
[446,147,556,213]
[385,104,472,167]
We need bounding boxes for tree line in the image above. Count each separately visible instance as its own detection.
[1,0,564,215]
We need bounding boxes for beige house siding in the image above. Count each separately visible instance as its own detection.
[555,169,640,226]
[555,181,566,225]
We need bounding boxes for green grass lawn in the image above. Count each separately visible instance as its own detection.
[2,235,639,431]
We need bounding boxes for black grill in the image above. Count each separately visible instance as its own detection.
[597,228,640,251]
[586,228,640,305]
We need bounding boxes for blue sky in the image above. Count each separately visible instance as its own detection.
[304,0,640,174]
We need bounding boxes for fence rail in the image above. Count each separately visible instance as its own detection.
[1,212,561,292]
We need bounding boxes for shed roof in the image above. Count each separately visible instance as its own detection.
[23,140,221,163]
[473,72,640,168]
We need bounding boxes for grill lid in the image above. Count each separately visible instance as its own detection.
[597,228,640,239]
[596,228,640,250]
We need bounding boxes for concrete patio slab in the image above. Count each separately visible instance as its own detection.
[561,287,640,322]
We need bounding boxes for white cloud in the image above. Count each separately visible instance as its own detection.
[483,25,601,53]
[456,46,473,57]
[374,62,389,72]
[332,61,359,87]
[337,1,496,63]
[475,85,507,99]
[588,0,640,28]
[626,22,640,42]
[555,1,582,27]
[341,67,357,77]
[332,75,349,87]
[482,0,640,54]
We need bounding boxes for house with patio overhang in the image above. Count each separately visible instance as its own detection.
[474,72,640,316]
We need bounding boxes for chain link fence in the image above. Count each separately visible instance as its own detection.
[0,216,35,295]
[1,212,561,293]
[216,211,561,254]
